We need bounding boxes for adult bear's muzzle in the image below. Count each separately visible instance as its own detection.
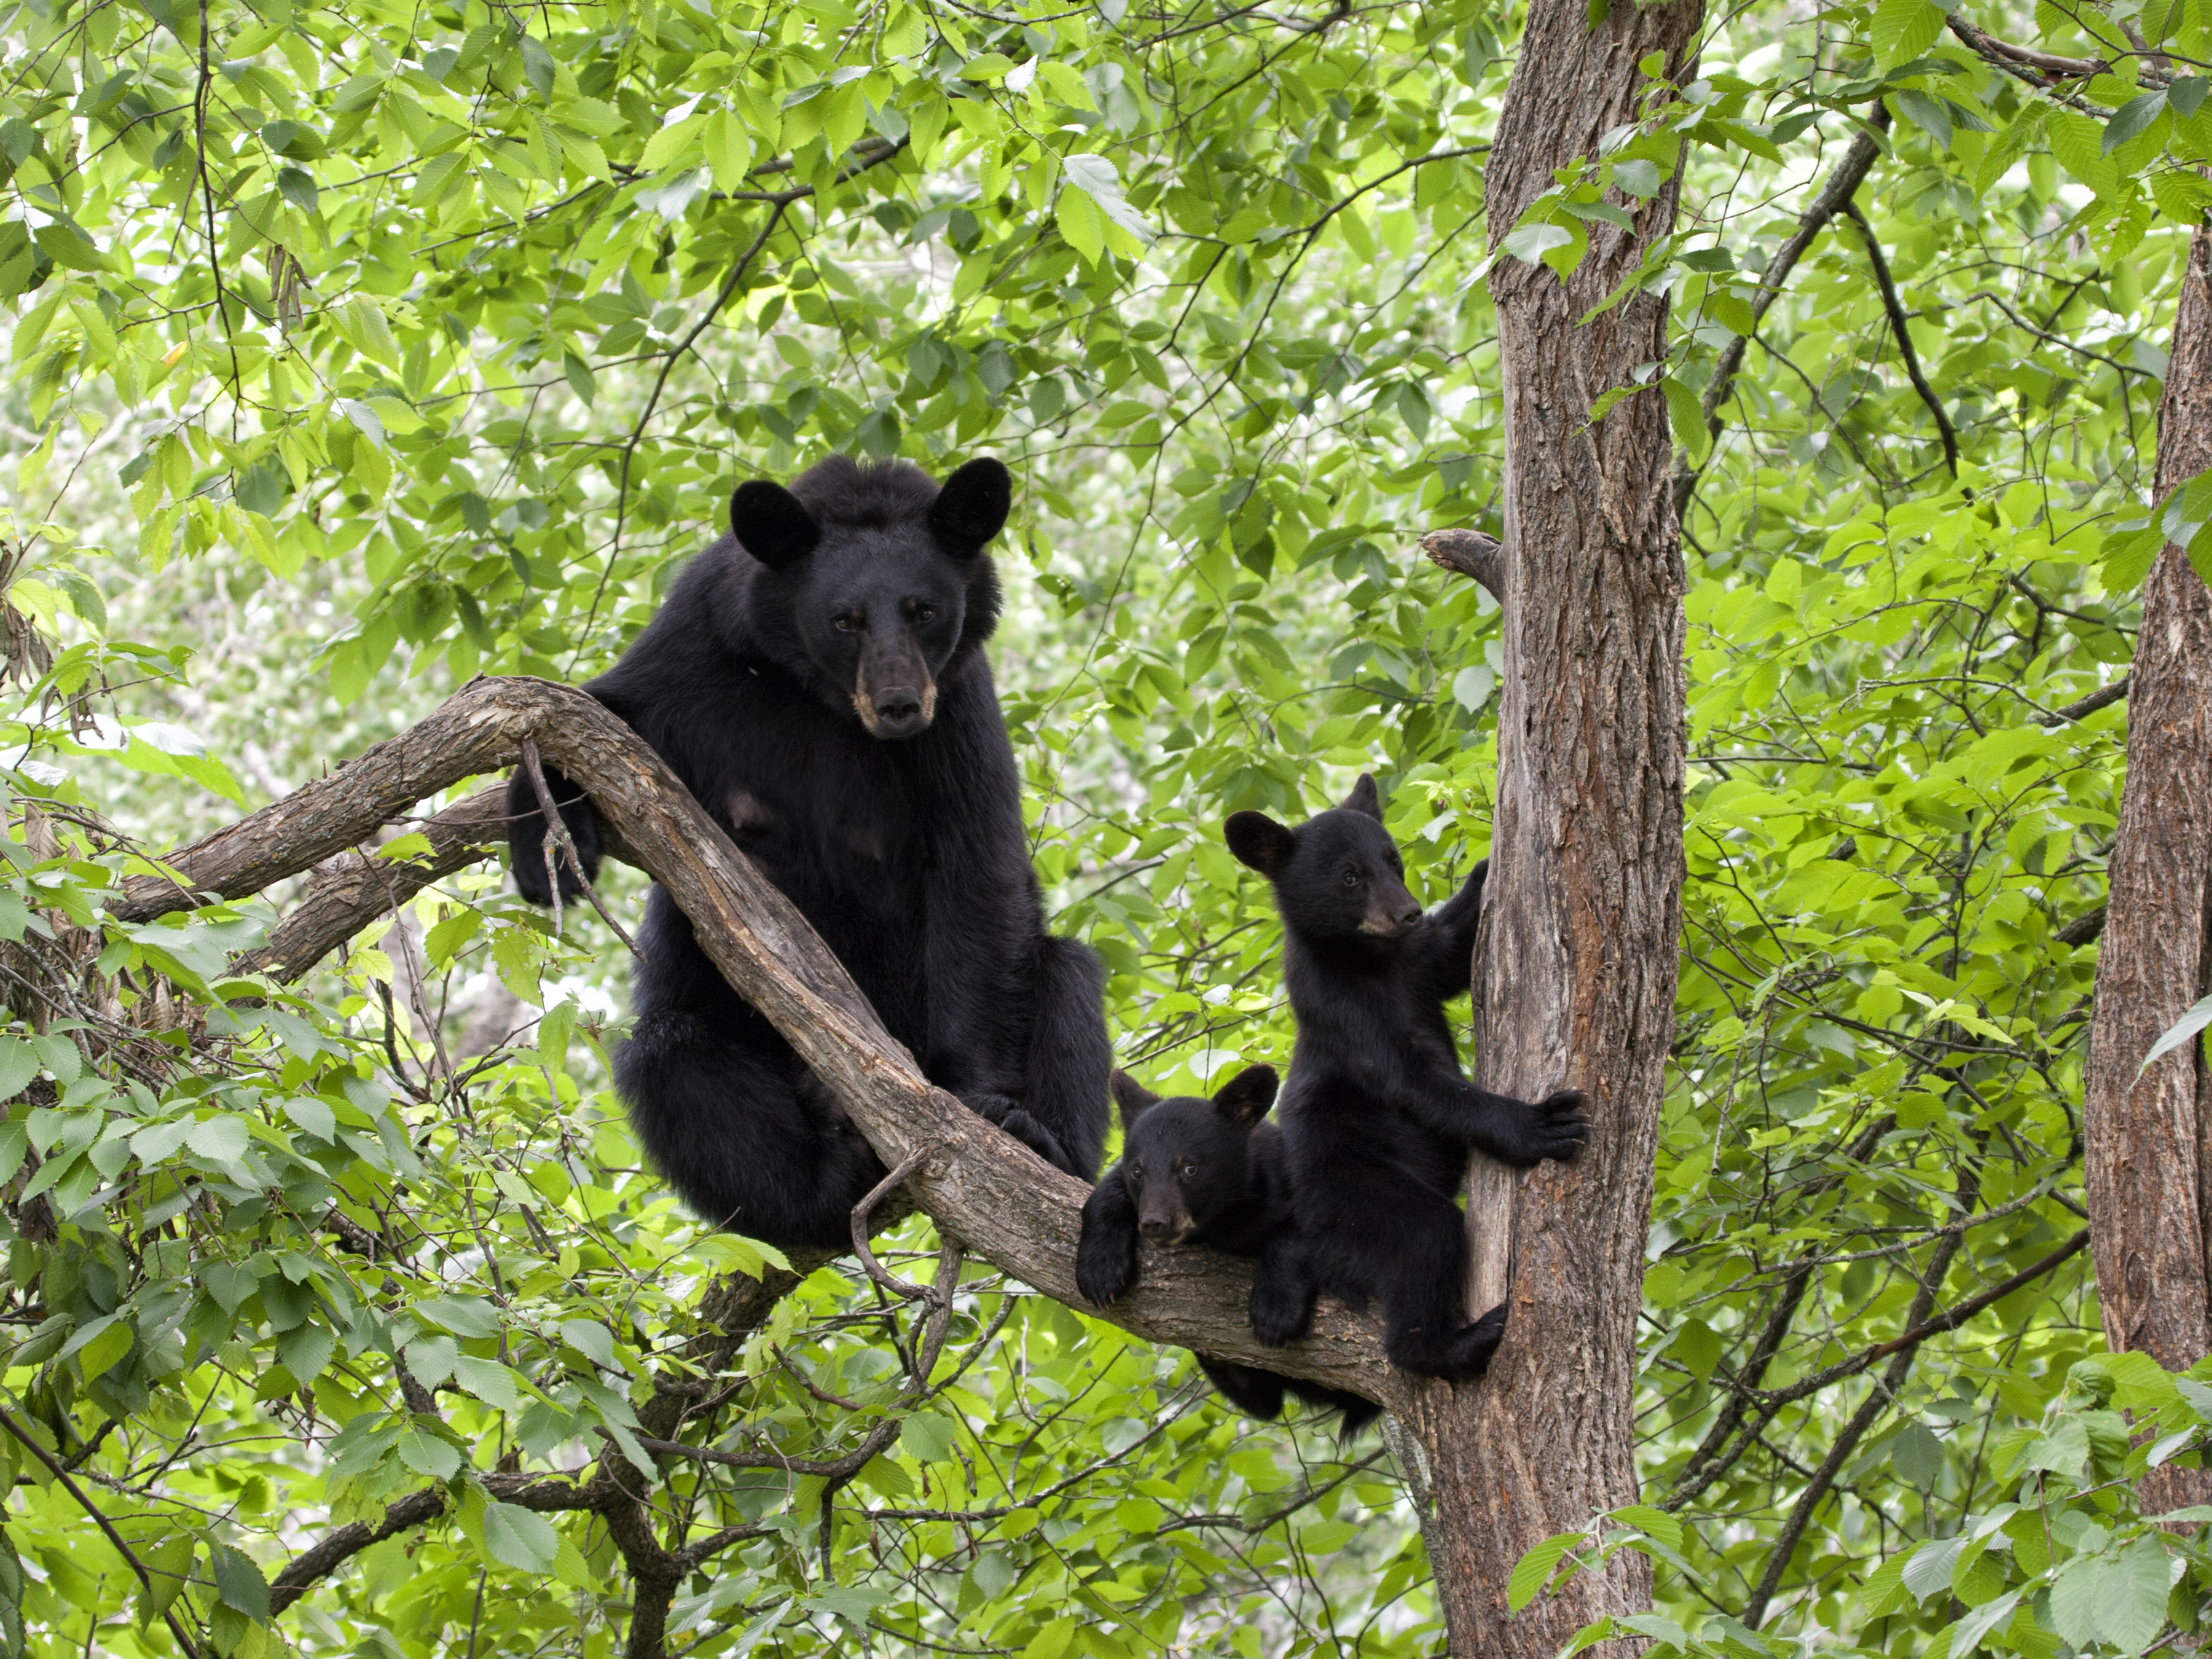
[852,637,937,739]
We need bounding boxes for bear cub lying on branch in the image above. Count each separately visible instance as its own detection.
[1231,775,1588,1380]
[506,457,1111,1248]
[1076,1065,1378,1435]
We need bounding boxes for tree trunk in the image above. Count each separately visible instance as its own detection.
[2084,224,2212,1510]
[1404,2,1698,1652]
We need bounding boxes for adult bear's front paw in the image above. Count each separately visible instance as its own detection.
[978,1103,1072,1172]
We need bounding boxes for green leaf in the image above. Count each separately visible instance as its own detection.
[1508,1531,1582,1610]
[1056,188,1105,265]
[2104,91,2168,154]
[1871,0,1945,66]
[1504,222,1575,266]
[481,1500,560,1572]
[2142,995,2212,1074]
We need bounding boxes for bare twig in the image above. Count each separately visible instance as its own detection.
[2042,672,2132,726]
[850,1148,935,1303]
[1840,200,1960,476]
[1674,114,1889,513]
[518,737,643,954]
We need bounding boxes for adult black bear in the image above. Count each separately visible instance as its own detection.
[1076,1065,1377,1435]
[506,456,1112,1247]
[1225,775,1588,1379]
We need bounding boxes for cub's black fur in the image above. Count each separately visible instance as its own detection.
[1076,1065,1377,1435]
[1226,774,1588,1380]
[507,457,1111,1247]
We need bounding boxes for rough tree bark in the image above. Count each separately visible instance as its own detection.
[2084,224,2212,1510]
[1402,1,1698,1652]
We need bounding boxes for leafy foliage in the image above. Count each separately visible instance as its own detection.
[0,0,2208,1650]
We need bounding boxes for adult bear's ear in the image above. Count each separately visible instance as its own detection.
[1110,1070,1161,1127]
[1212,1064,1279,1126]
[731,480,821,570]
[1225,811,1296,875]
[929,457,1012,552]
[1341,772,1382,820]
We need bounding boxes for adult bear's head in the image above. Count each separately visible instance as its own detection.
[730,455,1010,739]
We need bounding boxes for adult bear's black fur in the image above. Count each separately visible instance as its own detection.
[506,456,1112,1247]
[1226,775,1588,1380]
[1075,1065,1377,1437]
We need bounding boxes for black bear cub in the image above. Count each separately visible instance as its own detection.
[1077,1065,1377,1435]
[506,457,1111,1249]
[1227,774,1588,1380]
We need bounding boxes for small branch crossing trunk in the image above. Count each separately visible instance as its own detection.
[1405,2,1698,1651]
[2084,224,2212,1511]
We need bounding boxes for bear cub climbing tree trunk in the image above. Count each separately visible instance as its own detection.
[1405,1,1699,1653]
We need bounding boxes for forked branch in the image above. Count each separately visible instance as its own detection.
[110,676,1397,1407]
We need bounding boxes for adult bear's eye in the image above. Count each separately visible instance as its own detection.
[1179,1161,1196,1178]
[912,603,936,624]
[833,614,860,632]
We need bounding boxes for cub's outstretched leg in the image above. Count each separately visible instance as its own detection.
[1376,1199,1507,1381]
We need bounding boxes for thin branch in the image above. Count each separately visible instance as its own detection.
[0,1408,207,1659]
[2042,672,2132,725]
[1840,200,1960,475]
[1675,114,1889,513]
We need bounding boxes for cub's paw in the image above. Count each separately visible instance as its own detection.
[1441,1306,1507,1381]
[1249,1279,1317,1349]
[1075,1237,1136,1308]
[1530,1089,1591,1162]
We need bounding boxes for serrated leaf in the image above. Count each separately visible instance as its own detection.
[482,1500,560,1571]
[1057,187,1106,264]
[1508,1531,1582,1611]
[1872,0,1945,65]
[2104,90,2168,153]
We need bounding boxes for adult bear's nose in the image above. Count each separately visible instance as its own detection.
[874,689,924,726]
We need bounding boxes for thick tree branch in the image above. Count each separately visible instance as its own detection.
[1419,528,1504,600]
[107,677,1397,1408]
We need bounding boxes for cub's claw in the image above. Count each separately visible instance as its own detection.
[1075,1244,1134,1308]
[1534,1089,1591,1162]
[1250,1280,1316,1349]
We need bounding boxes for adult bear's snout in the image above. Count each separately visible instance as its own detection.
[852,643,938,739]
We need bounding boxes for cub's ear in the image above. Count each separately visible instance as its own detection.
[1225,811,1296,876]
[1110,1070,1161,1127]
[1212,1064,1279,1126]
[731,481,821,570]
[929,457,1012,552]
[1341,772,1382,820]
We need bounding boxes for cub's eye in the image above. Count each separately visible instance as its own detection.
[833,614,860,632]
[1341,868,1361,887]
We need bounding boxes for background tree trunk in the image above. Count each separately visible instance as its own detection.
[2085,224,2212,1509]
[1403,2,1698,1652]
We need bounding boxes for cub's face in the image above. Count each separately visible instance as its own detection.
[1111,1065,1278,1245]
[1224,775,1423,943]
[729,457,1011,739]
